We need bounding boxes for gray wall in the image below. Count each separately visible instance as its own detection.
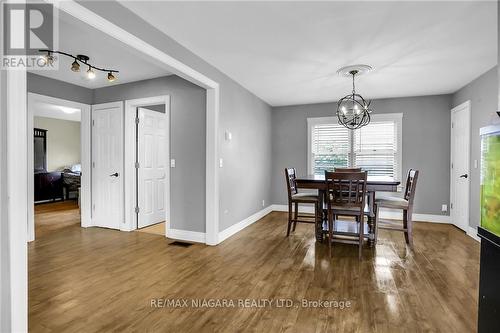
[93,76,207,233]
[80,1,273,232]
[27,72,93,104]
[33,117,81,172]
[452,66,498,229]
[271,95,453,216]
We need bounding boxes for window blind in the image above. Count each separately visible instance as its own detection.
[309,115,401,180]
[310,123,349,175]
[353,120,397,178]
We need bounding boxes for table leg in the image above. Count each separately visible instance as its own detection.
[315,189,325,242]
[367,191,375,247]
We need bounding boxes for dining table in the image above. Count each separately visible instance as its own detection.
[295,174,401,246]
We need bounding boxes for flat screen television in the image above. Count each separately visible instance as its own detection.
[480,124,500,237]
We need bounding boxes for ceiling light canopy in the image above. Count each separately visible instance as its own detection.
[39,49,119,83]
[336,65,373,130]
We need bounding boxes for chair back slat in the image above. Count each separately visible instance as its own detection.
[334,167,362,173]
[404,169,419,203]
[325,171,367,210]
[285,168,298,199]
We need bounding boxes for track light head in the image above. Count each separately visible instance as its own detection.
[107,72,116,82]
[39,52,54,66]
[71,60,80,72]
[46,53,54,65]
[87,66,96,79]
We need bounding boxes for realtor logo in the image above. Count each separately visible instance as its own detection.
[1,2,58,69]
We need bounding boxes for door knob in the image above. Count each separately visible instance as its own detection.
[109,172,119,177]
[459,174,468,179]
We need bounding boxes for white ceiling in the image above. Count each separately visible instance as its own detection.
[33,101,81,122]
[122,1,497,106]
[29,11,170,89]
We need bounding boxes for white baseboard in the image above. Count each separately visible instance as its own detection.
[167,206,274,245]
[270,204,450,223]
[168,228,206,244]
[378,209,451,223]
[467,226,481,242]
[218,205,274,243]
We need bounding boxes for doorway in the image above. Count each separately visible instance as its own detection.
[124,96,171,235]
[450,100,471,232]
[27,93,91,241]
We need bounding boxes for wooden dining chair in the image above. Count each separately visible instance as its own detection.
[325,171,367,259]
[284,168,320,236]
[332,167,364,221]
[374,169,419,248]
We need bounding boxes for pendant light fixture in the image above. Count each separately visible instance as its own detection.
[39,49,119,83]
[336,65,373,130]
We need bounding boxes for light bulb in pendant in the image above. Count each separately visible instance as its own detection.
[87,66,95,79]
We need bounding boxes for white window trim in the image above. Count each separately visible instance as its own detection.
[307,113,403,184]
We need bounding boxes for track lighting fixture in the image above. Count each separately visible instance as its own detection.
[38,49,119,83]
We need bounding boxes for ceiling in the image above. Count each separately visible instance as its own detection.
[29,10,170,89]
[33,101,81,122]
[122,1,497,106]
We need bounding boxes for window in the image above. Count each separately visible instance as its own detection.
[307,113,402,181]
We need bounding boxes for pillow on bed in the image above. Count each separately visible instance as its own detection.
[70,164,81,173]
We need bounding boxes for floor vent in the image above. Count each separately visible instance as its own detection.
[169,241,193,248]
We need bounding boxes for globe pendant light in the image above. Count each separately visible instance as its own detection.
[336,65,373,130]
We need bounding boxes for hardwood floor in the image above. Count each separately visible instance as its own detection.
[29,212,480,332]
[34,201,80,238]
[136,222,166,236]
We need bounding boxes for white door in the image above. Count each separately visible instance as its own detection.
[137,107,167,228]
[450,102,471,232]
[92,102,124,229]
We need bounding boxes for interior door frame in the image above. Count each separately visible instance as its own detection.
[27,93,92,241]
[125,96,171,235]
[450,100,471,232]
